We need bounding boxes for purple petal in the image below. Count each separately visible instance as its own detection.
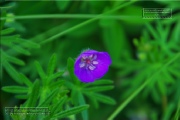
[74,50,111,83]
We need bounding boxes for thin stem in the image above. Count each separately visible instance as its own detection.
[107,53,180,120]
[40,0,137,45]
[0,14,138,20]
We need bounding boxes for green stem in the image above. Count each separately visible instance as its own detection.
[107,53,180,120]
[0,14,137,20]
[40,1,137,45]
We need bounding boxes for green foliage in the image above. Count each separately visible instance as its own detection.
[1,1,180,120]
[1,27,40,84]
[2,54,90,120]
[66,58,116,120]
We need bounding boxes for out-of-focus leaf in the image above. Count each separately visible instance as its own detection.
[2,60,22,84]
[67,57,79,82]
[45,96,67,120]
[120,5,152,24]
[35,61,46,80]
[11,45,31,55]
[56,0,70,11]
[100,19,129,65]
[17,38,40,49]
[84,79,113,87]
[15,94,28,99]
[26,80,40,107]
[19,73,33,87]
[52,105,89,119]
[48,71,64,81]
[78,92,88,120]
[0,10,6,30]
[83,85,114,92]
[93,93,116,105]
[38,88,59,107]
[162,103,175,120]
[49,79,65,89]
[51,96,67,114]
[157,76,167,95]
[1,28,15,35]
[47,53,57,76]
[2,86,28,94]
[2,51,25,66]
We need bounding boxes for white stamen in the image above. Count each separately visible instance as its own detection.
[93,61,98,65]
[89,65,96,70]
[79,63,85,68]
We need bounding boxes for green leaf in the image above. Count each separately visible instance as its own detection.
[157,78,166,95]
[15,94,28,99]
[47,53,57,76]
[84,79,113,87]
[146,23,159,40]
[100,20,129,64]
[48,71,64,81]
[120,5,152,24]
[2,60,23,84]
[56,0,70,11]
[19,73,33,87]
[83,86,114,92]
[45,96,67,120]
[78,92,88,120]
[52,105,89,119]
[35,61,46,80]
[38,88,59,107]
[0,10,6,30]
[2,86,28,94]
[49,79,65,89]
[11,45,31,55]
[26,80,40,107]
[67,57,79,82]
[17,38,40,49]
[162,103,175,120]
[1,28,15,35]
[93,93,116,105]
[2,51,25,66]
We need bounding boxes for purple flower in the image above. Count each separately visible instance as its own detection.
[74,49,112,83]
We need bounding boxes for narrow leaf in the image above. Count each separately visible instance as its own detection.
[38,88,59,107]
[17,38,40,49]
[19,73,33,87]
[47,53,57,76]
[26,80,40,107]
[48,71,64,81]
[84,79,113,87]
[93,93,116,105]
[1,28,15,35]
[35,61,46,80]
[12,45,31,55]
[78,92,88,120]
[52,105,89,119]
[2,86,28,94]
[2,51,25,66]
[2,60,23,84]
[49,79,65,89]
[83,86,114,92]
[67,58,79,82]
[47,96,67,119]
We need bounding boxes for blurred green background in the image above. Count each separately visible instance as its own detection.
[1,0,180,120]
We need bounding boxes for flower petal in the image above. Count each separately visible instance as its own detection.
[74,50,111,83]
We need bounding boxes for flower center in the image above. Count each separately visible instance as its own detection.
[79,54,98,70]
